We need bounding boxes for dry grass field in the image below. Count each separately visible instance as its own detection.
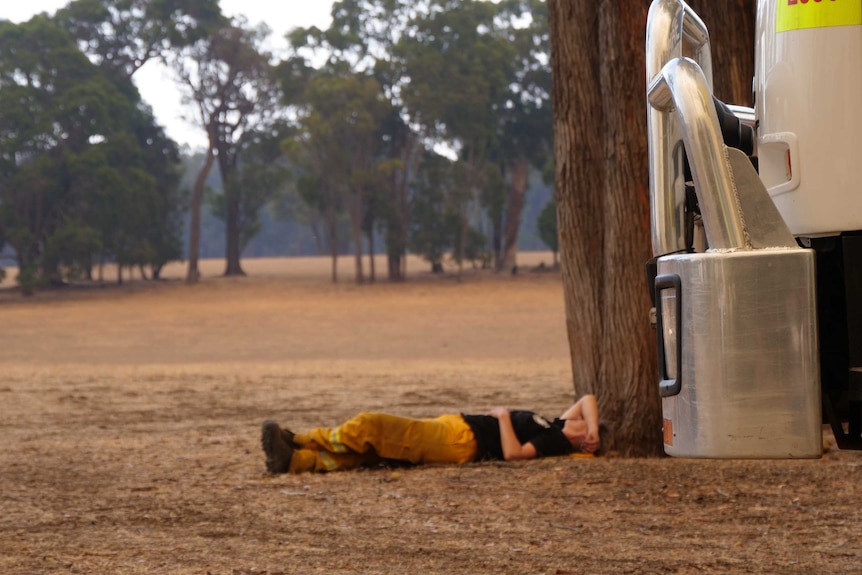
[1,254,861,575]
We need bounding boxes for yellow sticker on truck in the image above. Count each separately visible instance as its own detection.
[777,0,862,32]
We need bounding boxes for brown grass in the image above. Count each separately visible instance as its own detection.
[1,254,861,574]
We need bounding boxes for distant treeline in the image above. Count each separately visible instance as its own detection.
[181,152,555,261]
[0,0,557,292]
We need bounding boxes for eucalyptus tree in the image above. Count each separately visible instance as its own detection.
[493,0,552,273]
[395,0,517,276]
[55,0,222,81]
[287,0,426,281]
[66,132,161,283]
[286,0,550,278]
[408,152,460,273]
[54,0,218,280]
[292,169,343,283]
[283,69,392,283]
[130,114,185,280]
[547,0,755,455]
[549,0,660,456]
[0,15,147,291]
[169,18,280,281]
[210,123,293,260]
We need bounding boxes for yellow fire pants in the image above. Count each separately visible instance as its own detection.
[288,412,478,473]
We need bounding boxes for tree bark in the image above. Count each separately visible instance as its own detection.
[457,211,467,277]
[186,148,215,285]
[222,162,245,277]
[367,226,376,283]
[387,253,402,282]
[349,194,365,285]
[499,159,529,273]
[491,212,502,270]
[327,203,339,284]
[224,192,245,276]
[385,126,420,282]
[549,0,662,456]
[549,0,756,456]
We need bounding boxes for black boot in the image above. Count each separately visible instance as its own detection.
[261,420,294,474]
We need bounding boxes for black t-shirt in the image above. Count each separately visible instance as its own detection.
[461,410,574,461]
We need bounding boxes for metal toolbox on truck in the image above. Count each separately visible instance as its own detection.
[656,249,821,458]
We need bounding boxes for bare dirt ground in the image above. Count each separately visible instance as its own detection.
[1,254,861,575]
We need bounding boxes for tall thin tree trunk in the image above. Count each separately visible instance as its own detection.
[549,0,661,456]
[367,227,376,283]
[457,211,467,278]
[186,148,215,284]
[491,213,503,270]
[224,186,245,276]
[327,205,338,284]
[330,243,338,283]
[500,159,529,273]
[349,196,364,285]
[388,253,402,282]
[385,125,419,282]
[386,206,407,282]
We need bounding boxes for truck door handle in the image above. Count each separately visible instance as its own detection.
[655,273,683,397]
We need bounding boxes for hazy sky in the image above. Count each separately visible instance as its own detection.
[6,1,334,149]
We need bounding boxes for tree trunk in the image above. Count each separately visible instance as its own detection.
[186,148,215,284]
[385,174,409,283]
[327,204,338,284]
[457,211,467,278]
[367,226,376,284]
[224,184,245,277]
[549,0,661,456]
[385,191,408,282]
[499,158,529,274]
[491,213,503,270]
[387,252,403,282]
[385,125,420,282]
[549,0,755,455]
[349,195,365,285]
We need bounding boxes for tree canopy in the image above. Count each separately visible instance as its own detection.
[281,0,553,282]
[0,0,554,291]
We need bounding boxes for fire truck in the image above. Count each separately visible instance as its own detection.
[645,0,862,456]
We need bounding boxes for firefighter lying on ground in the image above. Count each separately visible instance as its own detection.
[260,394,610,474]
